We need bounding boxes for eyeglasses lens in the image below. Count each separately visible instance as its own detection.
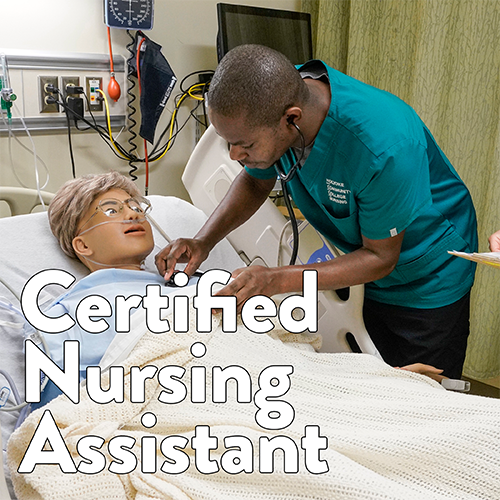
[99,198,151,217]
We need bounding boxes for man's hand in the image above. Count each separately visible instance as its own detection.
[215,265,281,312]
[155,238,210,280]
[214,229,405,313]
[489,229,500,252]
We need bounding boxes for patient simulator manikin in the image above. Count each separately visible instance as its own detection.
[30,185,201,406]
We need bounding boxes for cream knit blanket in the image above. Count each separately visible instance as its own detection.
[7,309,500,500]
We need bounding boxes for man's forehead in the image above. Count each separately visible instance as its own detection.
[212,123,247,143]
[211,116,271,145]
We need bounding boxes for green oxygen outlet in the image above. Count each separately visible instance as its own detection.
[0,78,17,121]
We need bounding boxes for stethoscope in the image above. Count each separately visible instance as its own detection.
[274,121,306,183]
[273,120,306,265]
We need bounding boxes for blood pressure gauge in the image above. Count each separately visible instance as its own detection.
[104,0,154,30]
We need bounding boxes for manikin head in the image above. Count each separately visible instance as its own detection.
[207,44,310,170]
[48,172,154,272]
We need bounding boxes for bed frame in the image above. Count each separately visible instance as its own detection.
[0,187,54,217]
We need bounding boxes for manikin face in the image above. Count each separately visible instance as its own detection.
[209,111,295,170]
[72,188,155,271]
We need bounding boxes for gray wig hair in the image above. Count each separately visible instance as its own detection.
[48,171,142,259]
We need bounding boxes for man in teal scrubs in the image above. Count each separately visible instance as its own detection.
[156,45,477,379]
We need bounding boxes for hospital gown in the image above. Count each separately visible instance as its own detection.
[36,268,197,407]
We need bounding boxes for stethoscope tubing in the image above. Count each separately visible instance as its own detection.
[274,122,306,183]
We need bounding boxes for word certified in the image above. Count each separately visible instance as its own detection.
[21,268,318,336]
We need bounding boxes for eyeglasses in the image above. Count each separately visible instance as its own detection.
[77,197,152,235]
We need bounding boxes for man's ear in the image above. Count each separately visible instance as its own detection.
[72,236,92,257]
[283,106,302,127]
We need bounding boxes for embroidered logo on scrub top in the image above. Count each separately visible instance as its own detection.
[326,179,351,205]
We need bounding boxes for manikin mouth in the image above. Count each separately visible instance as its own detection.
[124,224,146,234]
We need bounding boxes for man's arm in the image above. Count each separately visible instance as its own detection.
[217,230,405,311]
[155,170,275,278]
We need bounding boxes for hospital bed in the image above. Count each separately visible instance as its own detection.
[3,188,500,500]
[0,128,378,499]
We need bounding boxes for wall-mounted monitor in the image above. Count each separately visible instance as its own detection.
[216,3,313,65]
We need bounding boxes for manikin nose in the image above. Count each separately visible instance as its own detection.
[124,205,141,220]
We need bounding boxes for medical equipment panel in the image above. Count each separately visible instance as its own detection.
[0,50,126,134]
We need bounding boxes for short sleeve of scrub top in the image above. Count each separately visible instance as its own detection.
[354,139,432,240]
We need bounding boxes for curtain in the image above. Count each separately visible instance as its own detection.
[301,0,500,380]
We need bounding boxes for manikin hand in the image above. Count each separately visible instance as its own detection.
[397,363,446,383]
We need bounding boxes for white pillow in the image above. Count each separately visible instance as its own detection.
[0,195,244,308]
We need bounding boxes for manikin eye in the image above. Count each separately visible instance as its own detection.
[102,207,119,216]
[100,201,121,217]
[126,197,150,214]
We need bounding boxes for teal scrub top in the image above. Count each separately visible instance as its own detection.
[246,61,477,308]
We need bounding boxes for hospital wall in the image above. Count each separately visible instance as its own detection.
[0,0,300,200]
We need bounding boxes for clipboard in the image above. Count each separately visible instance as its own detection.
[448,250,500,269]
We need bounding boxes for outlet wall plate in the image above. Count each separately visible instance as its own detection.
[38,75,58,113]
[60,76,80,101]
[0,51,127,134]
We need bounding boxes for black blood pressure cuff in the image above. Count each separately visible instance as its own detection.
[132,32,177,144]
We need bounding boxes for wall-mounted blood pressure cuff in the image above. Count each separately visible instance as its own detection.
[135,33,177,144]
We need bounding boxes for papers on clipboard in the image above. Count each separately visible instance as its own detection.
[448,250,500,268]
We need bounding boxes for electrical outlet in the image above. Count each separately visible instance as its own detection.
[85,76,103,112]
[60,76,80,103]
[38,75,59,113]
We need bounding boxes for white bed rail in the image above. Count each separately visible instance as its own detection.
[0,187,54,216]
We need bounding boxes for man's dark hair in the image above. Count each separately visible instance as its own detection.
[207,44,309,128]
